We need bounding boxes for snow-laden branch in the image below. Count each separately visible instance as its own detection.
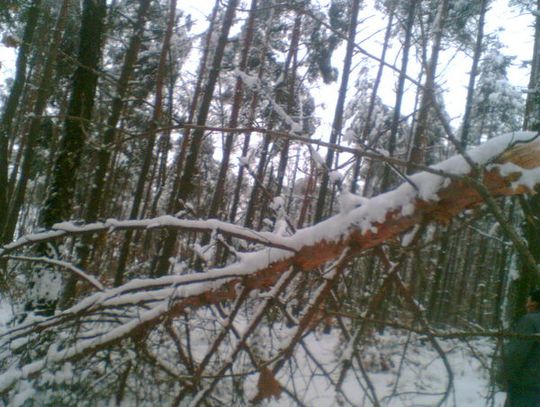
[1,132,540,393]
[6,255,104,291]
[0,216,298,256]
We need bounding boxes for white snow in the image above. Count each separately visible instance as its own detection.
[339,191,368,214]
[1,132,540,402]
[265,330,506,407]
[309,145,326,168]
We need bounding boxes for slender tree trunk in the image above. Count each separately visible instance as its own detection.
[229,1,274,224]
[314,0,361,222]
[460,0,488,148]
[513,0,540,321]
[275,15,301,198]
[427,223,452,321]
[244,130,272,228]
[407,0,449,172]
[166,0,220,217]
[380,0,417,192]
[153,0,240,277]
[351,7,394,193]
[28,0,107,315]
[207,0,257,220]
[85,0,152,226]
[0,0,42,233]
[113,0,176,287]
[3,0,69,244]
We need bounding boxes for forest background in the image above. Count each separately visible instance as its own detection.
[1,0,540,405]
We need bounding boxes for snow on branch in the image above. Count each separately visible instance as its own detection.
[0,216,298,256]
[1,132,540,393]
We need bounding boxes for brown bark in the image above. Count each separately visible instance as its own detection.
[207,0,258,219]
[29,0,107,315]
[408,0,449,172]
[152,0,240,277]
[380,0,417,192]
[3,0,69,243]
[0,0,42,234]
[314,0,362,222]
[114,0,177,287]
[460,0,488,148]
[2,135,540,390]
[168,135,540,310]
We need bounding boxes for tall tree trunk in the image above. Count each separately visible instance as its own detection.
[275,14,301,198]
[513,0,540,321]
[314,0,361,222]
[351,6,394,194]
[59,0,153,303]
[3,0,69,244]
[28,0,107,315]
[85,0,152,226]
[113,0,176,287]
[229,1,274,224]
[407,0,449,173]
[167,0,220,214]
[380,0,417,192]
[0,0,42,234]
[244,129,272,228]
[207,0,257,220]
[460,0,488,148]
[153,0,239,277]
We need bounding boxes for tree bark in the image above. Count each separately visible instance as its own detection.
[314,0,361,222]
[29,0,107,315]
[514,0,540,321]
[351,6,394,193]
[152,0,240,277]
[407,0,449,172]
[113,0,177,287]
[380,0,417,192]
[0,0,42,234]
[460,0,488,148]
[207,0,257,220]
[3,0,69,244]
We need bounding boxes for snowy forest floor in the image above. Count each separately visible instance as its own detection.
[0,298,507,407]
[262,328,507,407]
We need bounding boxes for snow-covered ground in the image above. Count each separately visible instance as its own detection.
[258,328,507,407]
[0,297,12,330]
[0,296,508,406]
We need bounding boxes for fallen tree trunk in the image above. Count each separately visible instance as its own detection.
[1,131,540,391]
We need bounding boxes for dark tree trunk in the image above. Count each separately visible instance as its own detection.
[229,0,273,224]
[3,0,69,244]
[29,0,107,315]
[314,0,361,222]
[113,0,177,287]
[244,130,272,229]
[380,0,417,192]
[153,0,240,277]
[513,0,540,321]
[85,0,152,226]
[460,0,488,148]
[407,0,449,173]
[275,14,301,198]
[0,0,42,234]
[351,6,394,194]
[207,0,257,220]
[58,0,153,305]
[40,0,107,229]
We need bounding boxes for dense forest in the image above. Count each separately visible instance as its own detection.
[1,0,540,405]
